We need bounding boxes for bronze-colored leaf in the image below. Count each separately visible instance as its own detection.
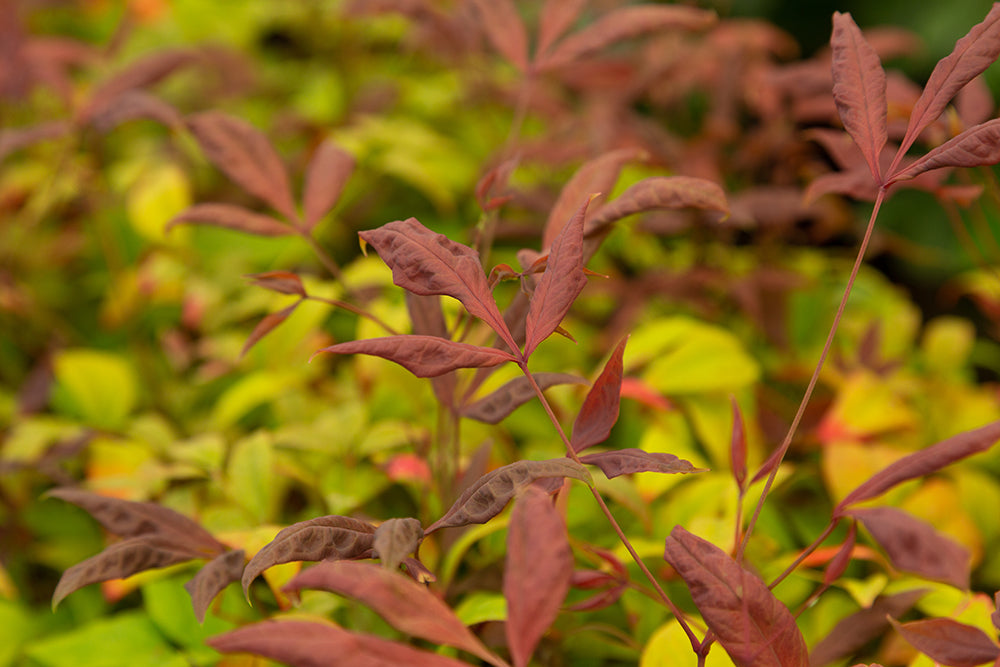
[302,139,354,230]
[461,373,586,424]
[168,203,293,237]
[373,518,423,572]
[241,302,300,358]
[314,335,517,378]
[246,271,307,297]
[889,617,1000,667]
[579,448,705,479]
[185,549,246,623]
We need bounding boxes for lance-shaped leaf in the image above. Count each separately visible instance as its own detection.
[169,203,293,237]
[247,271,307,297]
[579,449,705,479]
[426,459,592,534]
[53,537,197,608]
[241,516,376,596]
[831,12,887,184]
[79,49,198,123]
[314,336,516,378]
[572,337,627,452]
[537,0,587,59]
[88,91,184,133]
[586,176,729,233]
[0,121,71,162]
[810,589,927,667]
[525,197,592,358]
[207,620,474,667]
[285,561,507,667]
[730,397,748,491]
[896,4,1000,160]
[302,139,354,230]
[834,419,1000,513]
[505,485,573,667]
[461,373,586,425]
[823,522,856,586]
[46,488,224,555]
[187,111,297,221]
[242,302,300,358]
[889,617,1000,667]
[540,5,716,70]
[664,526,808,667]
[185,549,246,623]
[360,219,517,353]
[470,0,528,71]
[891,118,1000,183]
[849,506,970,589]
[404,292,456,408]
[373,518,423,572]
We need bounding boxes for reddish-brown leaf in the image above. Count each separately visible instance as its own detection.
[285,561,506,667]
[536,0,587,59]
[241,302,300,358]
[834,419,1000,513]
[87,91,184,133]
[426,459,591,534]
[0,121,71,162]
[302,139,354,230]
[896,4,1000,161]
[246,271,307,297]
[664,526,808,667]
[571,337,627,452]
[372,518,423,572]
[461,373,586,425]
[525,197,592,358]
[730,397,748,490]
[360,219,517,353]
[53,537,196,608]
[241,516,376,596]
[579,449,704,479]
[187,111,297,221]
[540,5,716,70]
[79,49,198,123]
[831,12,887,184]
[809,589,927,667]
[470,0,528,70]
[891,118,1000,183]
[849,506,970,589]
[207,620,473,667]
[505,485,573,667]
[404,292,456,408]
[823,522,856,586]
[168,203,293,237]
[314,335,516,378]
[185,549,246,623]
[889,617,1000,667]
[585,176,729,233]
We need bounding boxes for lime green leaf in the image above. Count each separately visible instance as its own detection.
[52,350,137,430]
[23,612,186,667]
[225,432,278,524]
[211,371,296,429]
[454,592,508,625]
[127,163,191,243]
[642,619,736,667]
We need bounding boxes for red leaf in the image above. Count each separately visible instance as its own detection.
[313,335,516,378]
[286,561,506,667]
[187,111,297,221]
[664,526,808,667]
[207,620,474,667]
[302,139,354,230]
[834,419,1000,513]
[241,302,300,358]
[525,197,592,358]
[891,118,1000,183]
[185,549,246,623]
[540,5,716,71]
[849,506,970,589]
[169,203,293,237]
[730,396,748,490]
[571,338,627,452]
[585,176,730,234]
[579,448,705,479]
[889,617,1000,667]
[504,485,573,667]
[86,91,184,133]
[823,522,856,586]
[809,589,927,667]
[537,0,587,59]
[360,219,518,354]
[79,49,198,123]
[831,12,887,184]
[246,271,307,297]
[470,0,528,71]
[896,4,1000,161]
[461,372,586,425]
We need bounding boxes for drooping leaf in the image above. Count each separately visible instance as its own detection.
[730,397,748,490]
[302,139,355,230]
[426,459,592,533]
[313,335,516,378]
[572,337,627,452]
[525,197,592,358]
[663,526,808,667]
[891,118,1000,183]
[834,419,1000,513]
[823,522,856,586]
[185,549,246,623]
[285,561,507,667]
[470,0,528,71]
[809,589,927,667]
[207,620,474,667]
[849,506,970,589]
[585,176,729,234]
[360,219,517,352]
[461,373,586,424]
[540,5,716,70]
[537,0,587,59]
[896,4,1000,160]
[373,518,423,572]
[241,516,376,596]
[53,537,197,608]
[579,449,705,479]
[831,12,888,184]
[168,203,293,237]
[241,302,301,358]
[186,111,298,221]
[246,271,307,297]
[889,617,1000,667]
[505,485,573,667]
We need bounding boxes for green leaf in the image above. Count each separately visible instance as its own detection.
[0,599,36,667]
[454,592,508,625]
[642,619,736,667]
[211,370,296,429]
[142,577,234,665]
[51,349,137,430]
[126,163,191,244]
[225,432,278,524]
[23,612,187,667]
